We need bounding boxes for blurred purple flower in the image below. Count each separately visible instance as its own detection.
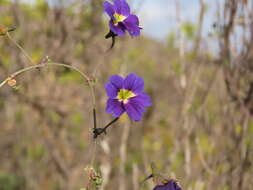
[105,73,151,121]
[153,181,182,190]
[103,0,141,37]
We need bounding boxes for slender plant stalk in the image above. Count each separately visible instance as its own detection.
[7,32,34,65]
[0,62,89,87]
[2,32,96,108]
[93,108,97,129]
[0,62,97,108]
[103,117,119,132]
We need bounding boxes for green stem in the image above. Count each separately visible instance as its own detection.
[0,62,94,104]
[4,33,97,108]
[0,62,89,85]
[0,78,10,88]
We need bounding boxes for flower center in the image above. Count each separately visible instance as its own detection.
[117,89,135,104]
[113,13,126,25]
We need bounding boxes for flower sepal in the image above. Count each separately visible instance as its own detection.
[105,30,118,50]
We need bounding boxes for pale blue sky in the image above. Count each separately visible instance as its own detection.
[133,0,220,40]
[20,0,221,41]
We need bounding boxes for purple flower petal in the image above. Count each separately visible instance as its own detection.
[123,73,144,94]
[153,181,182,190]
[124,98,145,121]
[109,75,124,89]
[114,0,130,16]
[106,98,125,117]
[125,24,141,37]
[123,14,141,36]
[109,21,126,36]
[124,14,139,25]
[105,82,118,98]
[103,1,115,17]
[133,93,152,107]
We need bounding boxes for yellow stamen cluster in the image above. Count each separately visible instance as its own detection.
[113,13,126,25]
[117,89,136,104]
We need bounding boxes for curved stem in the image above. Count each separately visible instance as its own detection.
[5,32,96,102]
[0,62,96,107]
[5,33,97,108]
[0,62,89,85]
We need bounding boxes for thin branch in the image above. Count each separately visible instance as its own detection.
[0,62,97,119]
[3,32,97,109]
[0,62,89,86]
[7,32,34,65]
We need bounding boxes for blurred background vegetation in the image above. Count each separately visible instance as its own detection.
[0,0,253,189]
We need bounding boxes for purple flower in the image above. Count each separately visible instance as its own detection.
[105,73,151,121]
[153,181,182,190]
[103,0,141,37]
